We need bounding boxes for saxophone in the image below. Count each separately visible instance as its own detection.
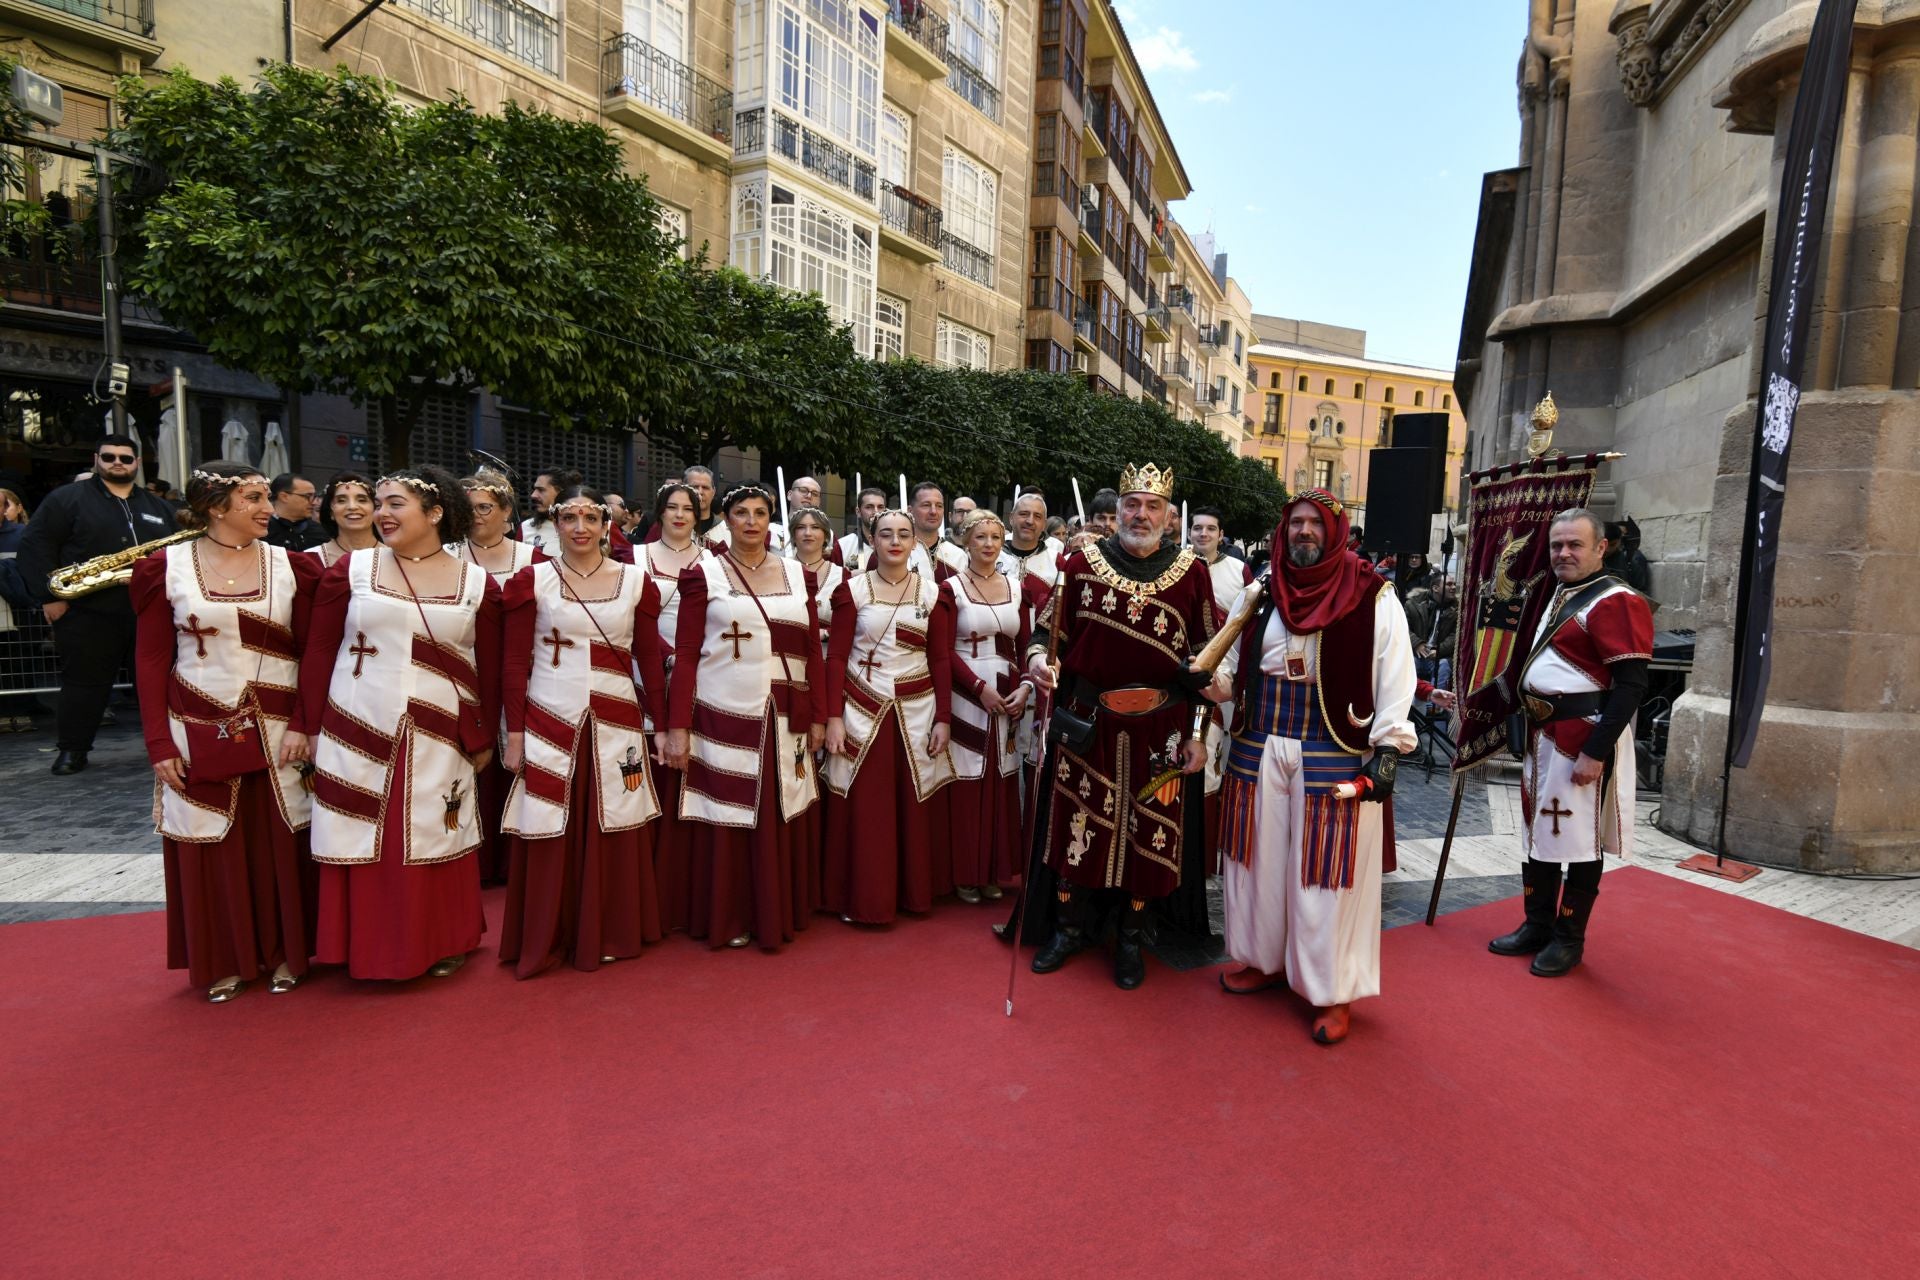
[47,528,203,599]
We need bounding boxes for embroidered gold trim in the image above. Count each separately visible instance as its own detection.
[1082,543,1196,597]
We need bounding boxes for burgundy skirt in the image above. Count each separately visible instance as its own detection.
[162,771,315,988]
[686,741,817,950]
[498,752,661,979]
[949,758,1021,888]
[822,707,951,924]
[475,758,513,887]
[652,767,695,935]
[315,750,485,980]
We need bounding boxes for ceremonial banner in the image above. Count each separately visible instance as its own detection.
[1728,0,1859,768]
[1450,455,1602,773]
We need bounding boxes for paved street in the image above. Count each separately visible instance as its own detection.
[6,715,1916,951]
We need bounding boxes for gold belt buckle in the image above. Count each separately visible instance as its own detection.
[1099,688,1168,715]
[1523,694,1553,724]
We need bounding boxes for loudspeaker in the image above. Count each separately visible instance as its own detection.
[1364,448,1435,555]
[1386,412,1450,509]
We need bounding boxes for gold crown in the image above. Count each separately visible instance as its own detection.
[1118,462,1175,499]
[1530,391,1559,430]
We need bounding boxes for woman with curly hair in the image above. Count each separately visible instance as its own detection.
[298,466,502,982]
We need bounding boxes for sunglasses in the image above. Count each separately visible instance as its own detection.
[98,452,137,464]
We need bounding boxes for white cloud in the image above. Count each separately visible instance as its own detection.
[1192,87,1234,104]
[1132,26,1199,74]
[1244,204,1263,214]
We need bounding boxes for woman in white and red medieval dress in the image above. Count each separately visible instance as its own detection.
[821,510,956,925]
[497,486,666,978]
[134,462,320,1002]
[936,509,1031,904]
[662,484,825,949]
[638,480,707,934]
[299,466,502,981]
[452,468,540,887]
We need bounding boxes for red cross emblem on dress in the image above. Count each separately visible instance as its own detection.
[177,614,219,659]
[349,631,379,678]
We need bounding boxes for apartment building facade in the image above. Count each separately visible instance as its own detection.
[1020,0,1189,412]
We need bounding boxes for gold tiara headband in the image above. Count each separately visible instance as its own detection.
[551,496,610,519]
[788,505,830,528]
[719,483,773,510]
[377,473,440,497]
[190,469,259,490]
[960,509,1006,535]
[463,472,513,501]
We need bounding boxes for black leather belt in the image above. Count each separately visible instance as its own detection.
[1066,678,1179,717]
[1522,690,1607,724]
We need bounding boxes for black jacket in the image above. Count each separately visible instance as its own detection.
[267,514,326,552]
[16,476,179,615]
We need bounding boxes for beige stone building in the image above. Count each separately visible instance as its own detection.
[1245,329,1465,529]
[1162,223,1254,442]
[1455,0,1920,871]
[1019,0,1190,411]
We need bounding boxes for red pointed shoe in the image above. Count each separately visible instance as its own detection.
[1311,1003,1351,1045]
[1219,964,1287,995]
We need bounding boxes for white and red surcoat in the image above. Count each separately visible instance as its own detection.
[500,562,664,840]
[806,559,846,658]
[146,543,311,843]
[308,549,491,866]
[636,542,708,723]
[1200,554,1255,798]
[823,570,955,801]
[1519,578,1654,863]
[941,570,1029,783]
[668,556,824,827]
[999,536,1062,592]
[451,537,538,588]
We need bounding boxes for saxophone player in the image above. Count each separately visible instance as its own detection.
[16,434,178,775]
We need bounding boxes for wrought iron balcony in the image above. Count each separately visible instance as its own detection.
[944,49,1001,121]
[1198,322,1226,351]
[735,108,877,203]
[941,230,994,287]
[880,180,943,254]
[395,0,558,75]
[886,1,950,67]
[20,0,153,38]
[1073,306,1098,350]
[1161,354,1192,385]
[2,241,101,316]
[1142,369,1167,405]
[602,33,732,147]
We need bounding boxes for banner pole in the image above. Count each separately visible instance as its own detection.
[1424,771,1468,926]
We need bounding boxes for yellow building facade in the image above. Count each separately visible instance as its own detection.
[1245,340,1467,527]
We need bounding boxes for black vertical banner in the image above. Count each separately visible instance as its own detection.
[1728,0,1860,769]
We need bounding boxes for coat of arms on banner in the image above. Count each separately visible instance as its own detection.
[1761,372,1799,454]
[1467,528,1547,698]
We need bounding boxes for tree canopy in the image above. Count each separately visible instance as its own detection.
[113,64,683,464]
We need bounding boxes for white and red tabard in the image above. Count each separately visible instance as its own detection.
[1518,578,1654,863]
[998,535,1062,591]
[942,570,1025,784]
[807,560,846,659]
[451,537,537,588]
[1201,554,1255,798]
[677,556,819,827]
[637,542,707,727]
[310,549,489,866]
[824,570,954,800]
[500,561,660,840]
[154,543,310,843]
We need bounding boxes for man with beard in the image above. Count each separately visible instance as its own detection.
[838,485,887,567]
[1211,490,1417,1044]
[1025,464,1219,989]
[17,435,177,774]
[998,491,1061,594]
[518,467,580,557]
[1488,509,1651,978]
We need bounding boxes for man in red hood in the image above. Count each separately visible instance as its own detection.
[1211,490,1418,1044]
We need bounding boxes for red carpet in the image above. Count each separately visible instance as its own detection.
[4,866,1918,1278]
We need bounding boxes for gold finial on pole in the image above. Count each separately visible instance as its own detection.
[1526,390,1559,459]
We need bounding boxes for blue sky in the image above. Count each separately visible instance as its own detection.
[1117,0,1522,369]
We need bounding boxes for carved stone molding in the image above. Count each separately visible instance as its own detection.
[1609,0,1752,108]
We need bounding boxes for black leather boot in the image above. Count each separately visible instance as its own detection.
[1113,903,1148,990]
[50,750,89,776]
[1031,893,1087,974]
[1532,864,1598,977]
[1489,858,1560,955]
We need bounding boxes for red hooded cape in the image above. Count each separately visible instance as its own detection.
[1268,490,1378,634]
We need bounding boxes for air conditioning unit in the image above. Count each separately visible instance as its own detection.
[1081,183,1100,209]
[1073,350,1091,374]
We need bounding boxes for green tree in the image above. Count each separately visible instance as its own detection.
[111,64,684,465]
[646,261,874,470]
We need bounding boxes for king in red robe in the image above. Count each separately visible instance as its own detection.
[1024,464,1218,990]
